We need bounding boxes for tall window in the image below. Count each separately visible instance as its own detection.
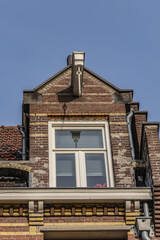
[48,121,114,188]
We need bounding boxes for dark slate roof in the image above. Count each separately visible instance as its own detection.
[0,126,22,160]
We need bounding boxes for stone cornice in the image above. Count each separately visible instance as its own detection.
[0,188,152,203]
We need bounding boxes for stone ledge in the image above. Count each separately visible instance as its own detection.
[142,121,160,126]
[40,224,130,232]
[0,188,152,203]
[134,111,148,115]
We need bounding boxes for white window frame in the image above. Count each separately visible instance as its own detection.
[48,121,114,188]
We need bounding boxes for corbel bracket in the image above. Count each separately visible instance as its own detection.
[28,200,44,226]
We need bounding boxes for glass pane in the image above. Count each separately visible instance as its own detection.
[86,154,107,188]
[55,130,103,148]
[56,154,76,188]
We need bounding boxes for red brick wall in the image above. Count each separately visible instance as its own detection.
[0,236,43,240]
[132,112,147,159]
[142,124,160,237]
[1,64,159,239]
[23,68,135,187]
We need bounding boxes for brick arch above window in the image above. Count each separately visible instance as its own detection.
[0,163,31,172]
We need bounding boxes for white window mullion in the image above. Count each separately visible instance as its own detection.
[79,151,87,187]
[53,128,56,149]
[48,122,55,187]
[102,128,106,149]
[75,152,81,187]
[105,122,115,187]
[52,153,56,187]
[104,153,110,187]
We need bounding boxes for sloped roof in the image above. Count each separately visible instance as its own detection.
[23,65,133,94]
[0,126,22,160]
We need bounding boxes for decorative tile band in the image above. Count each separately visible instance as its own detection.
[0,202,152,228]
[44,203,125,217]
[0,204,28,217]
[48,113,109,120]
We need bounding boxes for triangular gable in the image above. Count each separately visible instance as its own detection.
[23,65,133,95]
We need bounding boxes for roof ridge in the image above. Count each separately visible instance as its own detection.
[0,125,20,129]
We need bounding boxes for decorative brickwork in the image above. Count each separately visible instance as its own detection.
[44,203,125,217]
[0,54,159,239]
[22,68,135,188]
[0,201,146,239]
[0,204,28,217]
[48,113,109,120]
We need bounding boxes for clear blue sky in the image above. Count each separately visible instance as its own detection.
[0,0,160,126]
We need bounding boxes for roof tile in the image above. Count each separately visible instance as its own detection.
[0,126,22,160]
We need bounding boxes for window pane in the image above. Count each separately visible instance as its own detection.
[86,154,107,188]
[56,154,76,188]
[55,130,103,148]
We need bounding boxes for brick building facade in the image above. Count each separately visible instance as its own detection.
[0,52,159,239]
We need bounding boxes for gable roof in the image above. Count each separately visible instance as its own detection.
[23,65,133,94]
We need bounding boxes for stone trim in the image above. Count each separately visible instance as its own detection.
[125,201,141,225]
[40,224,130,231]
[29,201,44,226]
[0,188,152,203]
